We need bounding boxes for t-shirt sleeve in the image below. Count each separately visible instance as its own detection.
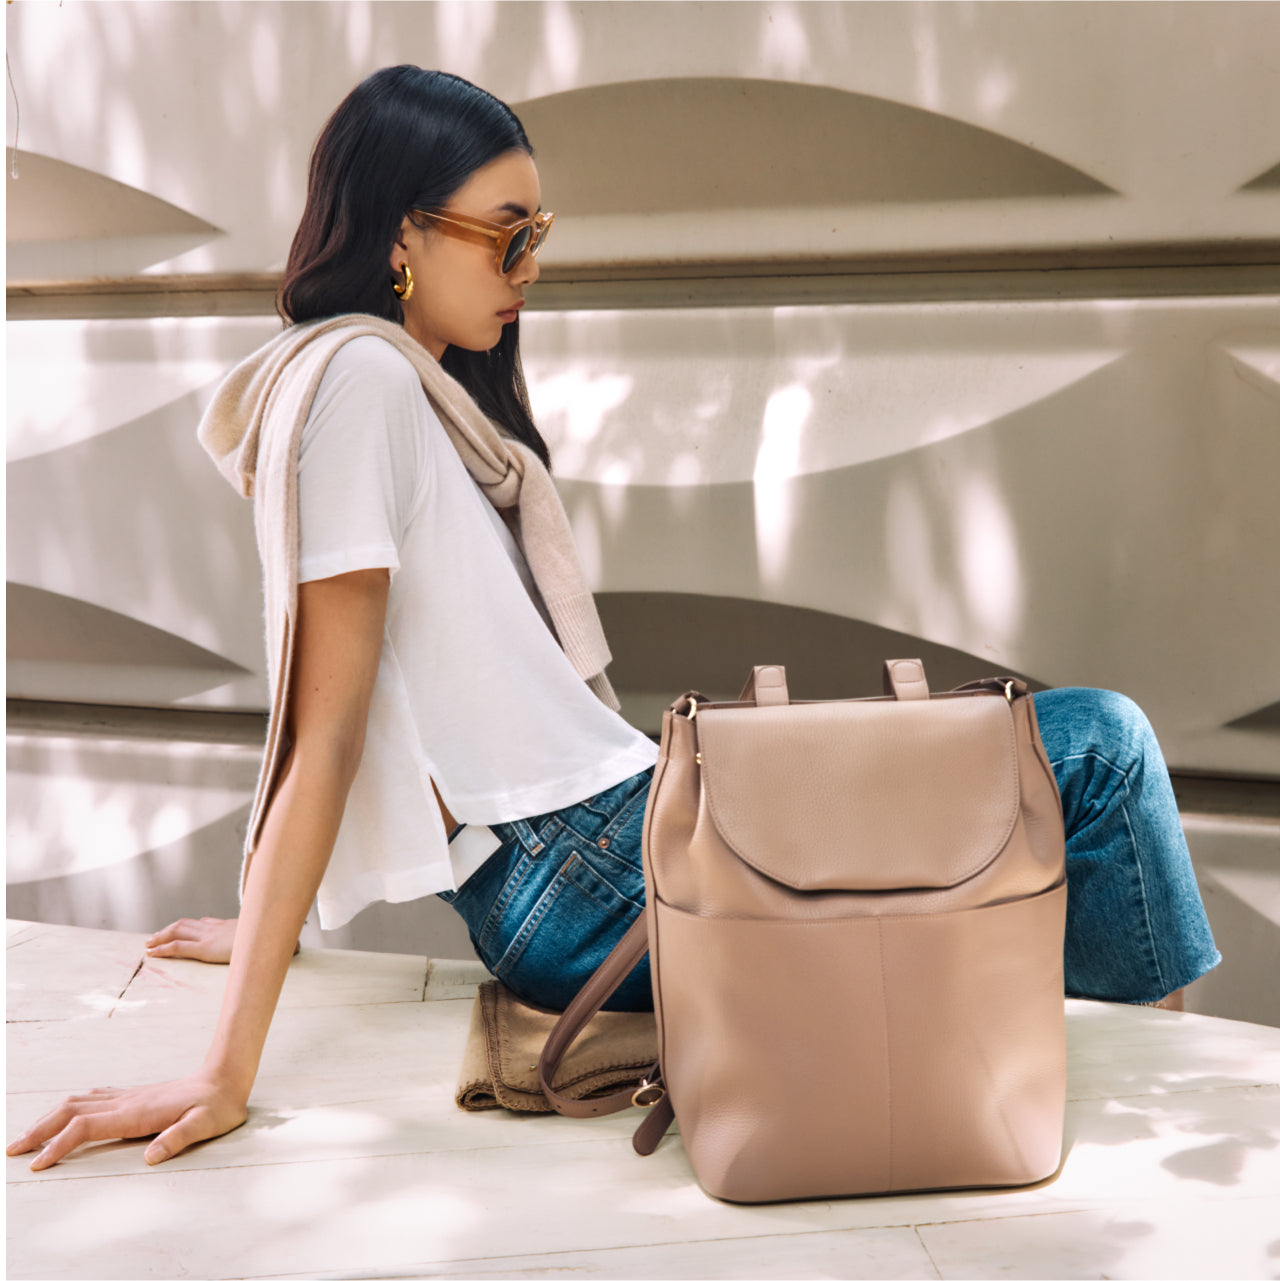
[297,336,428,584]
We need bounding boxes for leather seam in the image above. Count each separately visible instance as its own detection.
[544,1062,656,1091]
[649,879,1066,924]
[877,916,893,1192]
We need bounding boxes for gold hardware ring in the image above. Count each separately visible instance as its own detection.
[632,1081,666,1108]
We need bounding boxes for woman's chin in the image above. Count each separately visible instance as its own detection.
[450,327,506,355]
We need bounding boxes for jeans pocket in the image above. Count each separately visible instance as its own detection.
[439,834,536,959]
[491,849,649,1012]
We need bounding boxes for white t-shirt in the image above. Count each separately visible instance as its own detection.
[296,336,658,928]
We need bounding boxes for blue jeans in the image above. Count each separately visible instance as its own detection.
[439,689,1220,1011]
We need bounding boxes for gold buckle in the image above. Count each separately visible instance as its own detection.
[1004,680,1016,703]
[631,1078,666,1108]
[685,697,698,721]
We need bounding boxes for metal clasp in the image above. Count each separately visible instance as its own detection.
[685,697,698,721]
[631,1077,666,1108]
[1004,680,1016,703]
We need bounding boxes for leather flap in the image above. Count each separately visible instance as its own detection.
[696,695,1020,891]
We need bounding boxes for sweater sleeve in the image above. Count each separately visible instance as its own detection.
[297,336,428,583]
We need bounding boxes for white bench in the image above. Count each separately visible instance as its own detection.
[8,919,1280,1280]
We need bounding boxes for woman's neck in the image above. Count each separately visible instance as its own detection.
[402,315,446,362]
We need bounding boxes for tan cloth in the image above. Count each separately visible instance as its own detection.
[195,314,619,891]
[457,980,658,1113]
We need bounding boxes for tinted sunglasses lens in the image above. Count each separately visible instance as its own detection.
[502,225,532,273]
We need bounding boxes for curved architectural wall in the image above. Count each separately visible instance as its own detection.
[7,3,1279,989]
[7,2,1280,273]
[10,300,1278,770]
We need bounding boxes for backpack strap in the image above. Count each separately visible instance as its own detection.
[537,910,675,1155]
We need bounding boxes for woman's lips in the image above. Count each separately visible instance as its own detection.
[498,300,525,323]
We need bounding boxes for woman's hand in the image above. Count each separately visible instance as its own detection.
[6,1075,249,1171]
[146,918,300,964]
[146,917,239,964]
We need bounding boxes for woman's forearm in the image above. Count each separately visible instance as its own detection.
[200,745,358,1097]
[199,568,389,1097]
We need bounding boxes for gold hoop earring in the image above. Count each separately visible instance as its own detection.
[393,263,414,302]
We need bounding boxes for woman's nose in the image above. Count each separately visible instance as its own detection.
[514,250,540,287]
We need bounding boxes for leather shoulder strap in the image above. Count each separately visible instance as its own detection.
[537,910,675,1153]
[538,912,652,1118]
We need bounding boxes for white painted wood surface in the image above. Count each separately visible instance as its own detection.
[8,920,1280,1280]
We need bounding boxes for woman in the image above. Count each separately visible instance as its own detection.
[8,66,1219,1172]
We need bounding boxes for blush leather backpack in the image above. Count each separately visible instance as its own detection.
[540,659,1068,1203]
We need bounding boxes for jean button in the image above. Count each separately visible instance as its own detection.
[597,837,610,849]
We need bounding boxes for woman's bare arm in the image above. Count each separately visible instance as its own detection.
[7,568,389,1169]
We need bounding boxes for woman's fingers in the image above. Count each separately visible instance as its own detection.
[27,1111,121,1171]
[145,917,238,964]
[6,1088,125,1156]
[11,1101,129,1168]
[145,1105,231,1165]
[146,917,223,946]
[146,939,211,960]
[146,917,201,941]
[7,1103,76,1156]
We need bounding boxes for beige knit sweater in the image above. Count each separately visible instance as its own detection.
[197,314,618,879]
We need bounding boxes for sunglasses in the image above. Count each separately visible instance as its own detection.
[413,208,554,275]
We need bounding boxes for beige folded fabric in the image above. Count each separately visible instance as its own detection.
[457,980,658,1113]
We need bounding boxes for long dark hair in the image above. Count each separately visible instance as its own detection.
[278,66,549,467]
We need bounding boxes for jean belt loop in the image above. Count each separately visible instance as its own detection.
[508,818,546,857]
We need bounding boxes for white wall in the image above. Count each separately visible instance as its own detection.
[6,2,1279,1000]
[8,2,1280,274]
